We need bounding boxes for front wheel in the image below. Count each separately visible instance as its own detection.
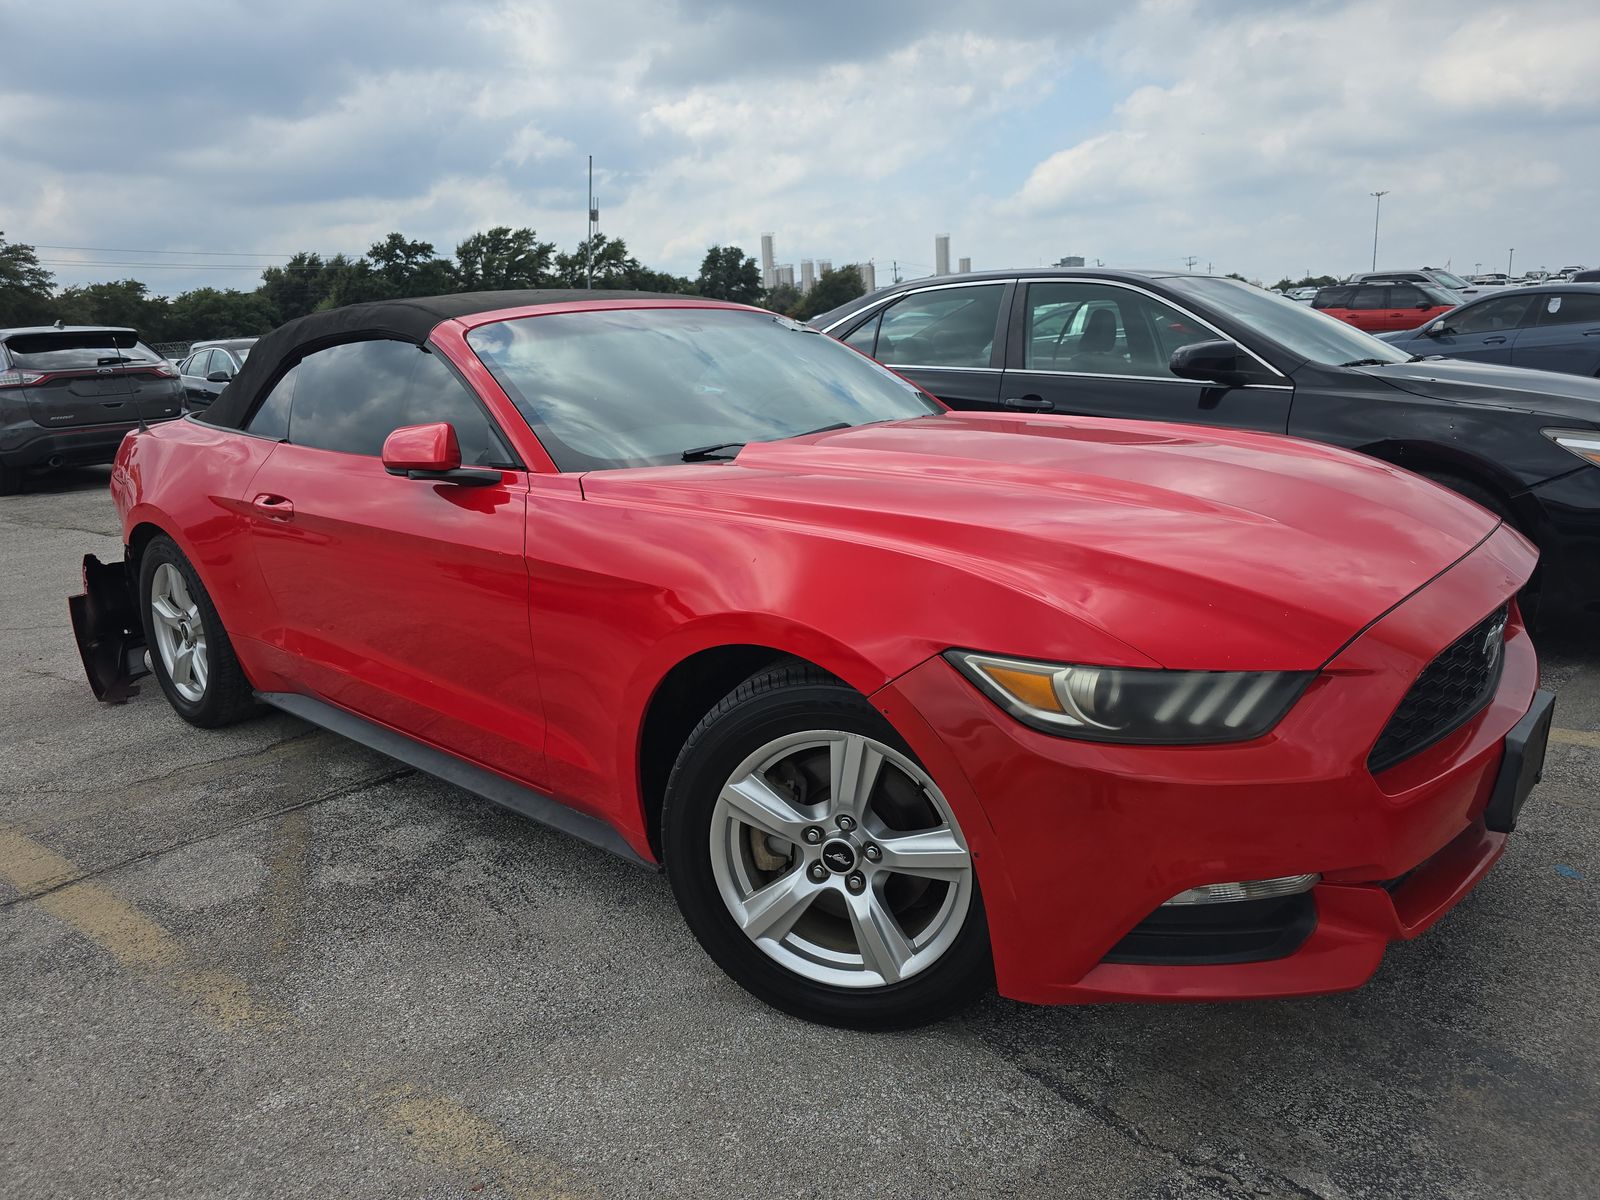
[138,536,258,728]
[663,664,992,1029]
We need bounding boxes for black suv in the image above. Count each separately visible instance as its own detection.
[812,269,1600,624]
[0,326,182,494]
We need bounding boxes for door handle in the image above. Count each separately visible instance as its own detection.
[1483,336,1507,344]
[1003,395,1056,411]
[251,493,294,521]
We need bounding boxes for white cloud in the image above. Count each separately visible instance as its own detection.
[4,0,1597,293]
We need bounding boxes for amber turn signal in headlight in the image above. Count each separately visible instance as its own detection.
[945,651,1314,744]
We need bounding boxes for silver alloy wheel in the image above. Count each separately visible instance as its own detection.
[150,561,208,704]
[709,729,974,989]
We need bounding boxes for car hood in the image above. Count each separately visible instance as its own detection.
[580,414,1501,671]
[1363,359,1600,423]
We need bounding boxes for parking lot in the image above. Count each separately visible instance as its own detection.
[2,469,1597,1199]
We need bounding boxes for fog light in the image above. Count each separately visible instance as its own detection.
[1162,873,1320,907]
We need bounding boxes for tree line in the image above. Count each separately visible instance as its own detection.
[0,229,866,343]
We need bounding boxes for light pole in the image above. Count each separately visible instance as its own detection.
[1507,248,1515,279]
[1369,191,1389,271]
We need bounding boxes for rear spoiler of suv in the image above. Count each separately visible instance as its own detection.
[68,554,149,703]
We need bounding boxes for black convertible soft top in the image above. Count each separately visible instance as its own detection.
[199,289,680,429]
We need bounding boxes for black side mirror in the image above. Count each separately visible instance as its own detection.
[205,370,232,383]
[1425,321,1452,337]
[1169,339,1250,387]
[1416,301,1432,310]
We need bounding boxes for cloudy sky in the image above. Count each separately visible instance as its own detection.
[3,0,1595,294]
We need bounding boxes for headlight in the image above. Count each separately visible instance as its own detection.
[1542,428,1600,467]
[945,651,1313,744]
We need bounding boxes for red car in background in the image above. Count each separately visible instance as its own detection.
[70,291,1553,1028]
[1312,281,1458,332]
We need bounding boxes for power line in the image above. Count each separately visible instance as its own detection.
[33,244,300,258]
[38,259,324,271]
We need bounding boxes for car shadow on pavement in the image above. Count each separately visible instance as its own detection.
[4,465,114,497]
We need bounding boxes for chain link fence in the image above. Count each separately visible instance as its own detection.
[150,341,192,362]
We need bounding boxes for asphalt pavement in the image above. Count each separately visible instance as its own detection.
[2,466,1596,1199]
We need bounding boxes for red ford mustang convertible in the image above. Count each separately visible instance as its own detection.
[70,291,1555,1028]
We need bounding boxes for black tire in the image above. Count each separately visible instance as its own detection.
[0,464,20,496]
[137,535,259,728]
[662,663,993,1029]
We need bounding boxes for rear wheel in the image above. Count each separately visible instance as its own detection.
[138,536,258,728]
[663,664,992,1029]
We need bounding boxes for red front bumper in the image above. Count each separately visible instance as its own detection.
[873,524,1540,1005]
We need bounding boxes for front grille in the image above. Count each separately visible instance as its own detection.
[1368,605,1508,773]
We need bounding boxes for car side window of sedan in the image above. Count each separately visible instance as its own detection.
[1534,293,1600,326]
[184,349,211,377]
[211,352,237,380]
[873,285,1004,368]
[1450,294,1536,334]
[841,311,882,356]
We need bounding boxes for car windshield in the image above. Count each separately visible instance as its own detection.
[1421,285,1459,306]
[1429,270,1470,290]
[3,330,161,371]
[467,306,942,471]
[1165,277,1410,367]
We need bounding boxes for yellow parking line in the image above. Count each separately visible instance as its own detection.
[1551,727,1600,748]
[0,824,583,1197]
[0,826,277,1031]
[381,1087,591,1200]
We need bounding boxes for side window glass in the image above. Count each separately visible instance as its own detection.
[1453,295,1534,334]
[213,352,237,380]
[1387,285,1423,308]
[1025,282,1168,375]
[289,340,418,456]
[1312,288,1350,309]
[1537,293,1600,326]
[245,365,296,440]
[841,313,880,356]
[1142,298,1223,367]
[1349,288,1386,310]
[406,350,514,467]
[875,285,1003,368]
[186,350,212,377]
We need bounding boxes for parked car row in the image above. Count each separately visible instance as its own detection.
[1378,284,1600,378]
[67,288,1557,1029]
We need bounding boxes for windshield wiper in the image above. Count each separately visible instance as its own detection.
[791,421,850,438]
[681,442,745,462]
[1339,358,1391,367]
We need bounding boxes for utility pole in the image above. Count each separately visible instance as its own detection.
[892,260,902,285]
[1507,248,1515,279]
[586,155,598,290]
[1369,190,1389,271]
[1183,256,1199,271]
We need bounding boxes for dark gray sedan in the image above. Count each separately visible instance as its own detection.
[177,338,257,411]
[1379,283,1600,376]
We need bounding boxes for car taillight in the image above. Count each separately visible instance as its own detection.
[0,369,46,389]
[148,362,177,378]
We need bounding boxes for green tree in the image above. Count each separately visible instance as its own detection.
[759,283,801,315]
[454,226,556,290]
[164,288,277,341]
[318,253,390,309]
[554,234,635,287]
[789,265,864,321]
[0,232,55,326]
[695,245,761,303]
[53,280,171,338]
[1273,274,1340,290]
[367,232,454,297]
[259,252,334,323]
